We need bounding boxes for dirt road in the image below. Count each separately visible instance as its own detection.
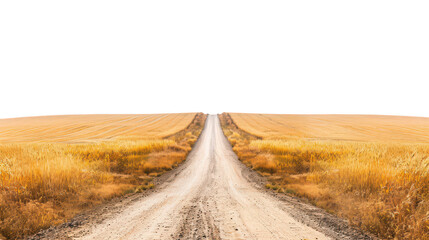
[34,115,370,240]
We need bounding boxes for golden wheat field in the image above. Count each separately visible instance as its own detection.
[229,113,429,142]
[0,113,205,239]
[222,113,429,239]
[0,113,196,143]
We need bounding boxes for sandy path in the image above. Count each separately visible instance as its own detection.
[34,115,371,240]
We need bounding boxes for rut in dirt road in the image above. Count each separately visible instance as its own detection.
[42,115,368,240]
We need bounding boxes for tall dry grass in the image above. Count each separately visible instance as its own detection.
[0,113,206,239]
[220,113,429,239]
[0,143,113,238]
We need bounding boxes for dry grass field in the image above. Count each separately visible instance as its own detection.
[0,113,206,239]
[221,113,429,239]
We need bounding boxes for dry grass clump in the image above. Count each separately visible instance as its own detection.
[0,143,110,238]
[67,139,174,173]
[220,113,429,239]
[0,113,206,239]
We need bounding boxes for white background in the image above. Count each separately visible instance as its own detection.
[1,0,428,118]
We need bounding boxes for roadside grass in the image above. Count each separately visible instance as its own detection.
[220,113,429,239]
[0,113,206,239]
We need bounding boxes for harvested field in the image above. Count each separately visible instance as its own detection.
[0,113,196,143]
[229,113,429,142]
